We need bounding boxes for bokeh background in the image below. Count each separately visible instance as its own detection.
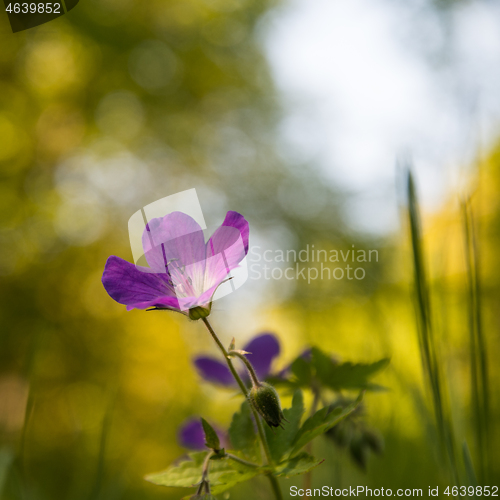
[0,0,499,498]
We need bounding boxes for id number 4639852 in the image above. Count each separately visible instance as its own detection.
[444,486,498,497]
[5,3,62,14]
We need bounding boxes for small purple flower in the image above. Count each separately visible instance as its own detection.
[101,211,249,317]
[178,418,230,450]
[194,333,281,386]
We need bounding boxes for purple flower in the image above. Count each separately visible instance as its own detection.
[178,418,230,450]
[194,333,281,386]
[101,211,249,317]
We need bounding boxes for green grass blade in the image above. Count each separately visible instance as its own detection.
[0,447,14,498]
[462,440,478,488]
[462,199,489,482]
[406,170,458,483]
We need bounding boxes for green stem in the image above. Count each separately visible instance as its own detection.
[302,385,321,500]
[229,350,260,387]
[201,317,275,471]
[267,474,284,500]
[197,451,214,495]
[226,453,259,468]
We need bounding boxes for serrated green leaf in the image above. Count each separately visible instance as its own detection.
[265,390,304,463]
[146,451,261,495]
[228,401,259,460]
[311,348,389,390]
[289,392,363,456]
[201,418,220,451]
[291,357,312,386]
[311,347,333,383]
[272,452,323,478]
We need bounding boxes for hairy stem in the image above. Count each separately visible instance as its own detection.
[201,318,275,469]
[267,474,284,500]
[229,350,261,387]
[197,451,214,495]
[226,453,259,468]
[302,385,321,500]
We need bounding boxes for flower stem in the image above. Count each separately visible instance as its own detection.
[197,450,214,495]
[201,317,282,499]
[226,453,259,468]
[267,474,284,500]
[228,350,260,387]
[302,385,321,500]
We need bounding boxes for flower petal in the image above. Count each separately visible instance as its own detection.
[243,333,281,380]
[204,211,249,288]
[142,212,206,280]
[178,418,206,450]
[102,255,180,310]
[220,211,249,254]
[194,357,234,386]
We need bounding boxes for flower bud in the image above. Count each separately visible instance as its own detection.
[188,305,211,320]
[249,382,285,428]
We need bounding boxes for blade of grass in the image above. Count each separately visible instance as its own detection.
[406,170,458,483]
[462,198,489,482]
[462,440,478,488]
[89,392,116,500]
[0,447,14,498]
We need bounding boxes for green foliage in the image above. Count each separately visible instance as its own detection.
[272,452,323,478]
[462,199,490,482]
[201,418,220,451]
[407,171,459,482]
[289,392,363,457]
[462,441,478,487]
[290,356,313,386]
[311,347,389,391]
[148,390,363,497]
[265,389,304,463]
[145,452,260,496]
[276,346,388,392]
[0,448,14,498]
[228,401,259,461]
[147,448,322,496]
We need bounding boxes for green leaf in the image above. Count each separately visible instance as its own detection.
[265,390,304,463]
[0,447,14,498]
[311,348,389,390]
[290,357,312,386]
[228,401,259,460]
[146,451,261,495]
[201,418,220,451]
[462,441,478,487]
[289,392,363,457]
[272,452,323,478]
[311,347,333,383]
